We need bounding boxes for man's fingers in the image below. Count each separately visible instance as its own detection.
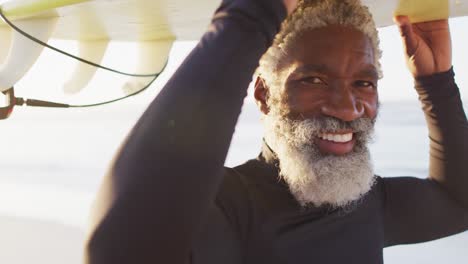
[283,0,299,15]
[394,15,419,56]
[413,19,449,32]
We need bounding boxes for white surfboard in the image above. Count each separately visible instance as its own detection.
[0,0,466,100]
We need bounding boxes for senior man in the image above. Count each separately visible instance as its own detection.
[86,0,468,263]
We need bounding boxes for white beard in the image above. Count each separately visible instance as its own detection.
[263,114,376,208]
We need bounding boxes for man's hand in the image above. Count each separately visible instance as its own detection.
[395,15,452,77]
[283,0,298,15]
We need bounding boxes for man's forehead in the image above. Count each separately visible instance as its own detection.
[278,25,376,77]
[289,63,379,79]
[292,25,373,53]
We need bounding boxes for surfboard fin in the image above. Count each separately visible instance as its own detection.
[63,40,109,94]
[0,17,57,92]
[122,40,173,95]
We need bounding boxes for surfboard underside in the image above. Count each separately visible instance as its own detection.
[0,0,466,94]
[0,0,466,42]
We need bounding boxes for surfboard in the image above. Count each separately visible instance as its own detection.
[0,0,466,98]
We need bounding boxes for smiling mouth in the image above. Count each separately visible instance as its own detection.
[318,132,353,143]
[315,132,355,155]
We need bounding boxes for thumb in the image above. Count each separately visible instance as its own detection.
[394,15,419,56]
[283,0,299,15]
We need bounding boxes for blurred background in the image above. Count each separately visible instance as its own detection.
[0,16,467,264]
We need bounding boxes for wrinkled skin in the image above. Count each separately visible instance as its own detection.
[255,25,379,156]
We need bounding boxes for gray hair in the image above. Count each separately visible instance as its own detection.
[258,0,382,109]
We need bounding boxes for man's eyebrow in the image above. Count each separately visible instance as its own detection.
[289,64,329,76]
[356,67,379,79]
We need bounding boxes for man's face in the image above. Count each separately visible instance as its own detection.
[280,25,379,156]
[258,25,379,207]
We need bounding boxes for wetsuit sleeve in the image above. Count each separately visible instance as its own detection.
[383,68,468,247]
[85,1,286,263]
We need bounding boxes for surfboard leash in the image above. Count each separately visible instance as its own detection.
[0,9,169,119]
[0,10,162,78]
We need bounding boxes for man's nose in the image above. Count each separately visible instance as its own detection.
[320,84,364,122]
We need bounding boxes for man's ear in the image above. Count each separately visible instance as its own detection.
[254,76,270,115]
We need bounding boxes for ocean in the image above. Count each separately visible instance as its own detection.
[0,99,467,263]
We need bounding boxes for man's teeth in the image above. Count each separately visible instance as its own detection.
[318,133,353,143]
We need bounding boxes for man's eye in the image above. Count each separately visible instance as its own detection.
[300,77,324,85]
[355,80,375,89]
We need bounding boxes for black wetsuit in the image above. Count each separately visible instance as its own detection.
[85,0,468,263]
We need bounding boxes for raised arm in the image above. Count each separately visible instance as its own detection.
[85,1,295,263]
[383,16,468,246]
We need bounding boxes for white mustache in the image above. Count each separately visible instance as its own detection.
[279,116,376,151]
